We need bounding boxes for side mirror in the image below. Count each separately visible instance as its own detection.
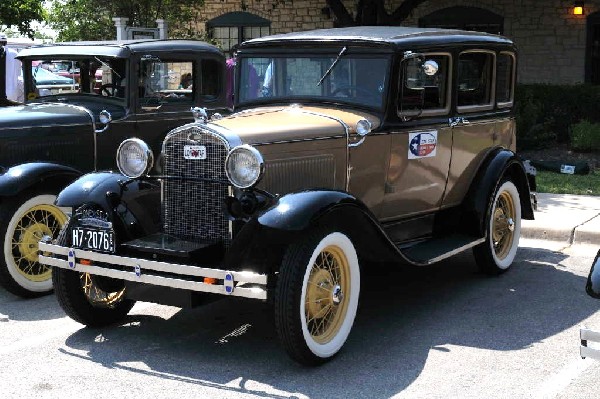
[422,60,439,76]
[95,110,112,133]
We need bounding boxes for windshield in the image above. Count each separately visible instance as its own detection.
[26,57,126,102]
[238,55,390,109]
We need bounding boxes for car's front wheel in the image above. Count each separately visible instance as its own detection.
[0,193,68,297]
[473,179,522,274]
[275,230,360,366]
[52,222,135,326]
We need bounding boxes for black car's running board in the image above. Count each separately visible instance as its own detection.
[397,234,485,266]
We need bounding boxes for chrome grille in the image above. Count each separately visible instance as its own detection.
[161,126,230,244]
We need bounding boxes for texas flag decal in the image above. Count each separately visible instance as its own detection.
[408,131,438,159]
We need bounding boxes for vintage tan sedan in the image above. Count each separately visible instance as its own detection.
[40,27,535,366]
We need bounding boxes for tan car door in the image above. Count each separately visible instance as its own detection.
[381,123,452,220]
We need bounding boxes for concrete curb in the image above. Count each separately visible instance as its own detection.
[521,193,600,246]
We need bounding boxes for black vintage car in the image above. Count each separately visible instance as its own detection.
[41,27,535,365]
[0,39,226,297]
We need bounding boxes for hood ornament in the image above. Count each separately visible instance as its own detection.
[191,107,208,124]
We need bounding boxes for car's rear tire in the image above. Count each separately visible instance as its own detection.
[473,179,522,274]
[274,229,360,366]
[52,224,135,326]
[0,193,67,298]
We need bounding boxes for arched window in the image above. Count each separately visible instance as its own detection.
[207,12,271,54]
[419,6,504,35]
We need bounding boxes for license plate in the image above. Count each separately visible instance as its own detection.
[184,145,207,160]
[71,227,115,253]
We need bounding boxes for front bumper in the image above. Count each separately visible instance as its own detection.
[39,242,268,300]
[581,328,600,361]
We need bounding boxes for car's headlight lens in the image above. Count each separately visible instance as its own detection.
[116,138,154,178]
[225,145,264,189]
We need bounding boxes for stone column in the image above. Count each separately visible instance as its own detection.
[112,17,130,40]
[156,19,168,39]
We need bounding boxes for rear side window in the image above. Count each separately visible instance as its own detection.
[457,51,495,112]
[496,52,515,107]
[399,53,452,117]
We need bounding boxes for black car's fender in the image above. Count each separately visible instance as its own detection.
[462,148,535,237]
[586,250,600,299]
[56,172,162,241]
[225,190,402,274]
[0,162,81,198]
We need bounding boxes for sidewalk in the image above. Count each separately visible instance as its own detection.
[521,193,600,245]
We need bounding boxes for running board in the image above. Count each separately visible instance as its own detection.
[398,234,485,265]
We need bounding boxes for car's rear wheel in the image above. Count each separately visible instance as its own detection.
[0,193,68,297]
[275,230,360,366]
[473,179,522,274]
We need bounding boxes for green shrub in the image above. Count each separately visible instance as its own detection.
[571,120,600,152]
[515,84,600,150]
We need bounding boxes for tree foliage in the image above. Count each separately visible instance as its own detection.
[0,0,45,39]
[47,0,206,42]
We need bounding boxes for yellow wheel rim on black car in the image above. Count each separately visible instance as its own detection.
[12,204,68,282]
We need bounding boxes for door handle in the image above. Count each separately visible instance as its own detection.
[449,117,469,127]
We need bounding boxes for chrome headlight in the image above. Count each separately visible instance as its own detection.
[225,145,264,189]
[116,138,154,178]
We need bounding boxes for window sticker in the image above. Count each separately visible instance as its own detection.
[408,130,438,159]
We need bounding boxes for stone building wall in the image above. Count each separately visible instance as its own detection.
[196,0,600,84]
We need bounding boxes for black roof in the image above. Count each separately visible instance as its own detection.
[17,39,223,59]
[242,26,513,49]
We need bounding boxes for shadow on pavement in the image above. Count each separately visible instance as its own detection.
[57,246,597,398]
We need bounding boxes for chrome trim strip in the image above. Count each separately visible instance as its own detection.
[294,108,351,191]
[424,237,486,265]
[251,135,346,146]
[39,242,268,300]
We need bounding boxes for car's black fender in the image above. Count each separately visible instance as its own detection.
[462,148,535,237]
[586,250,600,299]
[225,190,403,274]
[0,162,81,198]
[56,172,162,241]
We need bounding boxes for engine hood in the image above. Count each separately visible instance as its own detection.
[210,105,381,145]
[0,103,93,130]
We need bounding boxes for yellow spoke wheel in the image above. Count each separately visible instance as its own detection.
[305,245,351,344]
[474,180,522,274]
[80,273,126,309]
[275,230,360,366]
[12,204,67,282]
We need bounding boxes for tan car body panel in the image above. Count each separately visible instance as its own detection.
[211,105,380,145]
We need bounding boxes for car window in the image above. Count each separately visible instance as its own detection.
[26,57,126,101]
[139,59,195,106]
[457,51,495,111]
[239,55,389,109]
[199,59,221,100]
[496,52,515,107]
[398,53,451,117]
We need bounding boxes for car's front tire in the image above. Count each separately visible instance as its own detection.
[473,179,522,274]
[274,229,360,366]
[0,193,67,297]
[52,223,135,326]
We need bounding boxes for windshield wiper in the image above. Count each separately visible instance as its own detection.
[317,46,347,87]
